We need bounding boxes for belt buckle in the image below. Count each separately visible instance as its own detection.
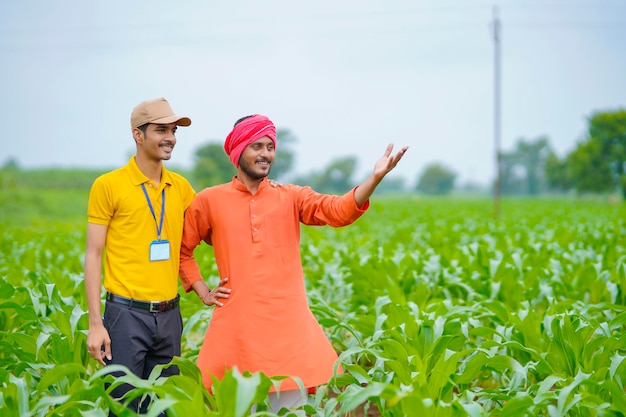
[150,301,165,312]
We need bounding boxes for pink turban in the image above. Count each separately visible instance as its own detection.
[224,114,277,167]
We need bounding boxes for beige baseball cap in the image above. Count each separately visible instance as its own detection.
[130,97,192,129]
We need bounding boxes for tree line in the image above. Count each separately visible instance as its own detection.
[496,108,626,198]
[191,108,626,197]
[2,108,624,198]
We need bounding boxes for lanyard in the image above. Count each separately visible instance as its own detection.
[141,184,165,240]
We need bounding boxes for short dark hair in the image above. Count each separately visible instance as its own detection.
[234,115,254,127]
[137,123,150,134]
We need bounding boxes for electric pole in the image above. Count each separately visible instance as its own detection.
[492,6,502,219]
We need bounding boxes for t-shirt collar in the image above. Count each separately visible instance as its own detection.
[126,156,172,186]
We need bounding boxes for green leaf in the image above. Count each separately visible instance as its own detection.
[341,363,372,386]
[556,370,591,414]
[456,351,488,384]
[337,382,388,414]
[499,395,534,417]
[609,352,625,380]
[37,362,87,393]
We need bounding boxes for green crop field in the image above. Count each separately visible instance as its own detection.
[1,187,625,416]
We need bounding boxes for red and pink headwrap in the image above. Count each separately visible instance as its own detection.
[223,114,277,167]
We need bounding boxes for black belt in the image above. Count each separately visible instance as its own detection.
[106,293,180,312]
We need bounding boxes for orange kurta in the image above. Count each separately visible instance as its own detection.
[179,177,369,391]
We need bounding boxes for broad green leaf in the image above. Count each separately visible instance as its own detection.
[499,395,534,417]
[37,362,86,393]
[337,382,388,414]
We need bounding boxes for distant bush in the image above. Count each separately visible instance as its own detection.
[1,166,193,191]
[0,167,107,190]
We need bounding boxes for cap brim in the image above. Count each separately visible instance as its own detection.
[152,116,192,127]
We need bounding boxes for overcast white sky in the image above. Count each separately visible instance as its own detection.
[1,0,625,187]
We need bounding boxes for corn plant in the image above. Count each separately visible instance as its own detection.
[2,191,625,416]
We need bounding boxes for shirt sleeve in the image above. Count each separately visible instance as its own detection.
[296,185,369,227]
[183,179,196,209]
[179,191,211,291]
[87,176,113,225]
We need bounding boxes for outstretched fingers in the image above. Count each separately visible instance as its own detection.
[390,145,409,167]
[376,144,408,175]
[382,143,394,158]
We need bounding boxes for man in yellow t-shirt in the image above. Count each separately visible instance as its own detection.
[84,97,207,414]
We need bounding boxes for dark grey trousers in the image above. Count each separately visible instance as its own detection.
[103,300,183,415]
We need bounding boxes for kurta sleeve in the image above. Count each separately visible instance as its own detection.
[179,191,211,292]
[296,185,369,227]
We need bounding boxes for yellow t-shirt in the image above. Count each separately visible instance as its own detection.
[88,156,195,301]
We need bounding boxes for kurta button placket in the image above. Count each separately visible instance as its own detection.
[250,199,261,243]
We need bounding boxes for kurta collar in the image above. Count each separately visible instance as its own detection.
[126,156,172,186]
[231,176,270,193]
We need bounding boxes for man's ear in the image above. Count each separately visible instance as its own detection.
[132,127,143,144]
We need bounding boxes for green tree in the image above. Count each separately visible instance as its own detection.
[369,176,406,195]
[294,156,357,194]
[416,163,456,195]
[566,109,626,197]
[0,158,19,189]
[500,137,552,195]
[544,151,572,192]
[2,157,19,170]
[191,143,235,188]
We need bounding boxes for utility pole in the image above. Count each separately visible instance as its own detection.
[492,6,502,219]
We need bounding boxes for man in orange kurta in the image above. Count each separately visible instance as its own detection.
[179,114,408,411]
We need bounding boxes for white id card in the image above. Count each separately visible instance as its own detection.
[150,240,170,261]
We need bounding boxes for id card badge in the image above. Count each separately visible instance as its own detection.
[149,240,170,262]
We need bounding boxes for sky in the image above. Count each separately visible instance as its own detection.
[1,0,625,187]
